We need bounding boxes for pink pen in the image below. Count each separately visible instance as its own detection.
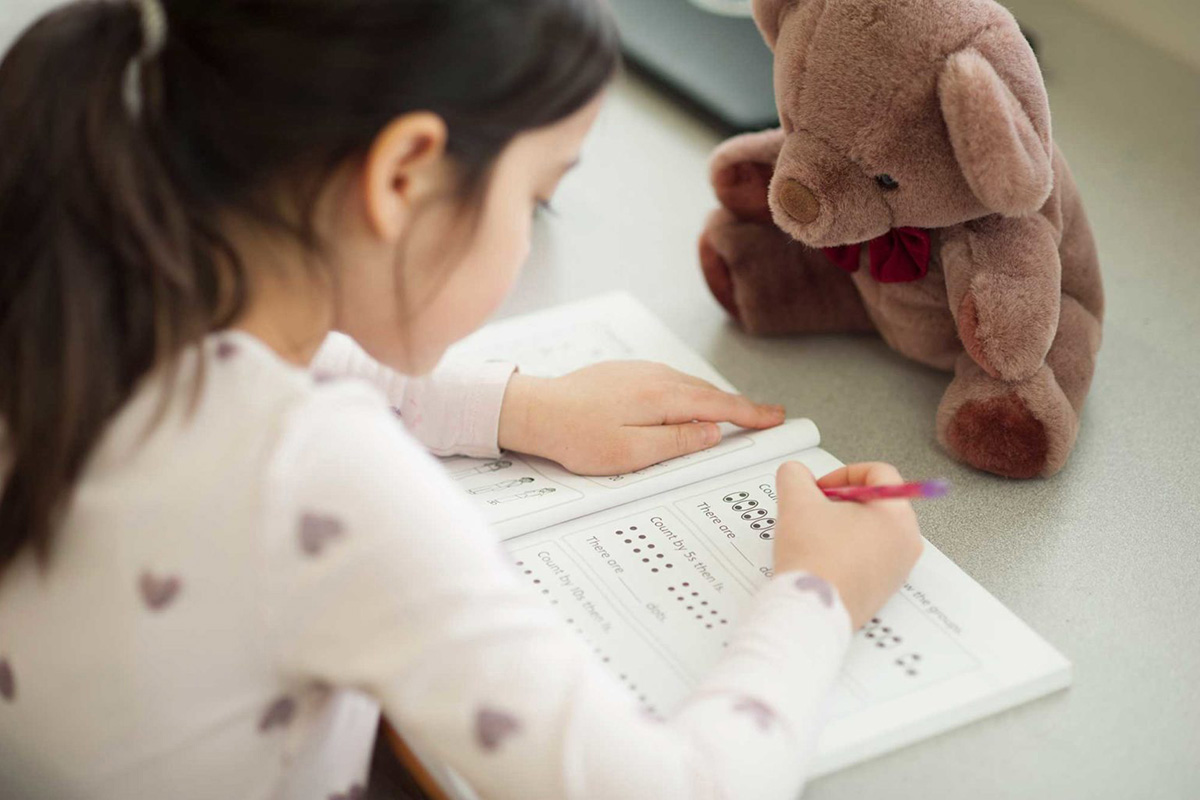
[822,480,951,503]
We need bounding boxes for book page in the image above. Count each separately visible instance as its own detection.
[442,420,817,539]
[439,293,822,538]
[503,448,1072,777]
[444,292,736,389]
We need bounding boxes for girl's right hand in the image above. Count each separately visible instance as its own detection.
[773,462,924,630]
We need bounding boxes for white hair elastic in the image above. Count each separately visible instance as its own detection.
[122,0,169,119]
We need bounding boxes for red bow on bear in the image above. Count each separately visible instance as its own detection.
[823,227,932,283]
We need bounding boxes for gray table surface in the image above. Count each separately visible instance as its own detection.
[501,2,1200,798]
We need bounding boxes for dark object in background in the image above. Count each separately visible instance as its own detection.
[608,0,777,133]
[608,0,1042,134]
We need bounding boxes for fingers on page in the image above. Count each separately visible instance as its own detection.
[817,462,904,489]
[662,386,784,429]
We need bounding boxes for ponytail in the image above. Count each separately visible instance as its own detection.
[0,0,620,570]
[0,1,220,567]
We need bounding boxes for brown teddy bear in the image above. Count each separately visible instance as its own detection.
[699,0,1104,479]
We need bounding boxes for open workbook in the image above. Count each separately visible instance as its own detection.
[434,293,1070,782]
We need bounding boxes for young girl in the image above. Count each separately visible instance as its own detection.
[0,1,922,798]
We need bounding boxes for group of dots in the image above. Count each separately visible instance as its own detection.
[612,527,729,633]
[668,582,729,632]
[612,526,673,573]
[721,492,777,539]
[862,617,903,649]
[515,557,657,712]
[861,619,923,675]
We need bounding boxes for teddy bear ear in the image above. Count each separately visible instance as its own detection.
[751,0,794,49]
[938,48,1053,217]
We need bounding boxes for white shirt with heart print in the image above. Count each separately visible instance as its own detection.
[0,331,851,800]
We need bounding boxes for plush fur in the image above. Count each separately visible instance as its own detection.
[700,0,1104,478]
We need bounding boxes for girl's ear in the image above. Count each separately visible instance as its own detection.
[363,112,449,242]
[938,48,1053,217]
[751,0,795,49]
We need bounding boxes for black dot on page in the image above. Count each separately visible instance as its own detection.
[647,543,654,549]
[668,587,676,592]
[666,564,673,569]
[630,527,637,531]
[533,579,541,584]
[524,570,532,575]
[625,539,632,544]
[634,548,641,553]
[682,583,690,587]
[615,531,623,535]
[657,554,664,559]
[652,568,659,573]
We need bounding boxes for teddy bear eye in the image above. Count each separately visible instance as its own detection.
[875,174,900,191]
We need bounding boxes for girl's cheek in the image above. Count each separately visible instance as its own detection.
[493,210,531,291]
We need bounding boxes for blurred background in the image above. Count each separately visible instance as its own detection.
[8,0,1196,132]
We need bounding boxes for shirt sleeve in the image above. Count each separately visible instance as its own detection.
[310,332,516,459]
[260,386,853,800]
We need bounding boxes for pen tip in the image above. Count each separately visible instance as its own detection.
[922,480,951,499]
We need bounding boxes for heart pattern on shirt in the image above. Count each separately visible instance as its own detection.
[641,708,666,724]
[299,513,345,556]
[794,575,835,608]
[215,340,239,361]
[258,696,297,733]
[733,697,777,732]
[140,572,183,611]
[475,707,521,752]
[0,658,15,702]
[328,784,365,800]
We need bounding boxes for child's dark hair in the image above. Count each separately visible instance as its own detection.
[0,0,620,569]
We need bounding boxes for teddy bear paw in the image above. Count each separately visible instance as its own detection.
[699,231,742,323]
[943,392,1050,479]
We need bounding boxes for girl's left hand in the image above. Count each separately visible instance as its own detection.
[498,361,787,475]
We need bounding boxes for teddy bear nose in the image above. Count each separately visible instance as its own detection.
[779,180,820,224]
